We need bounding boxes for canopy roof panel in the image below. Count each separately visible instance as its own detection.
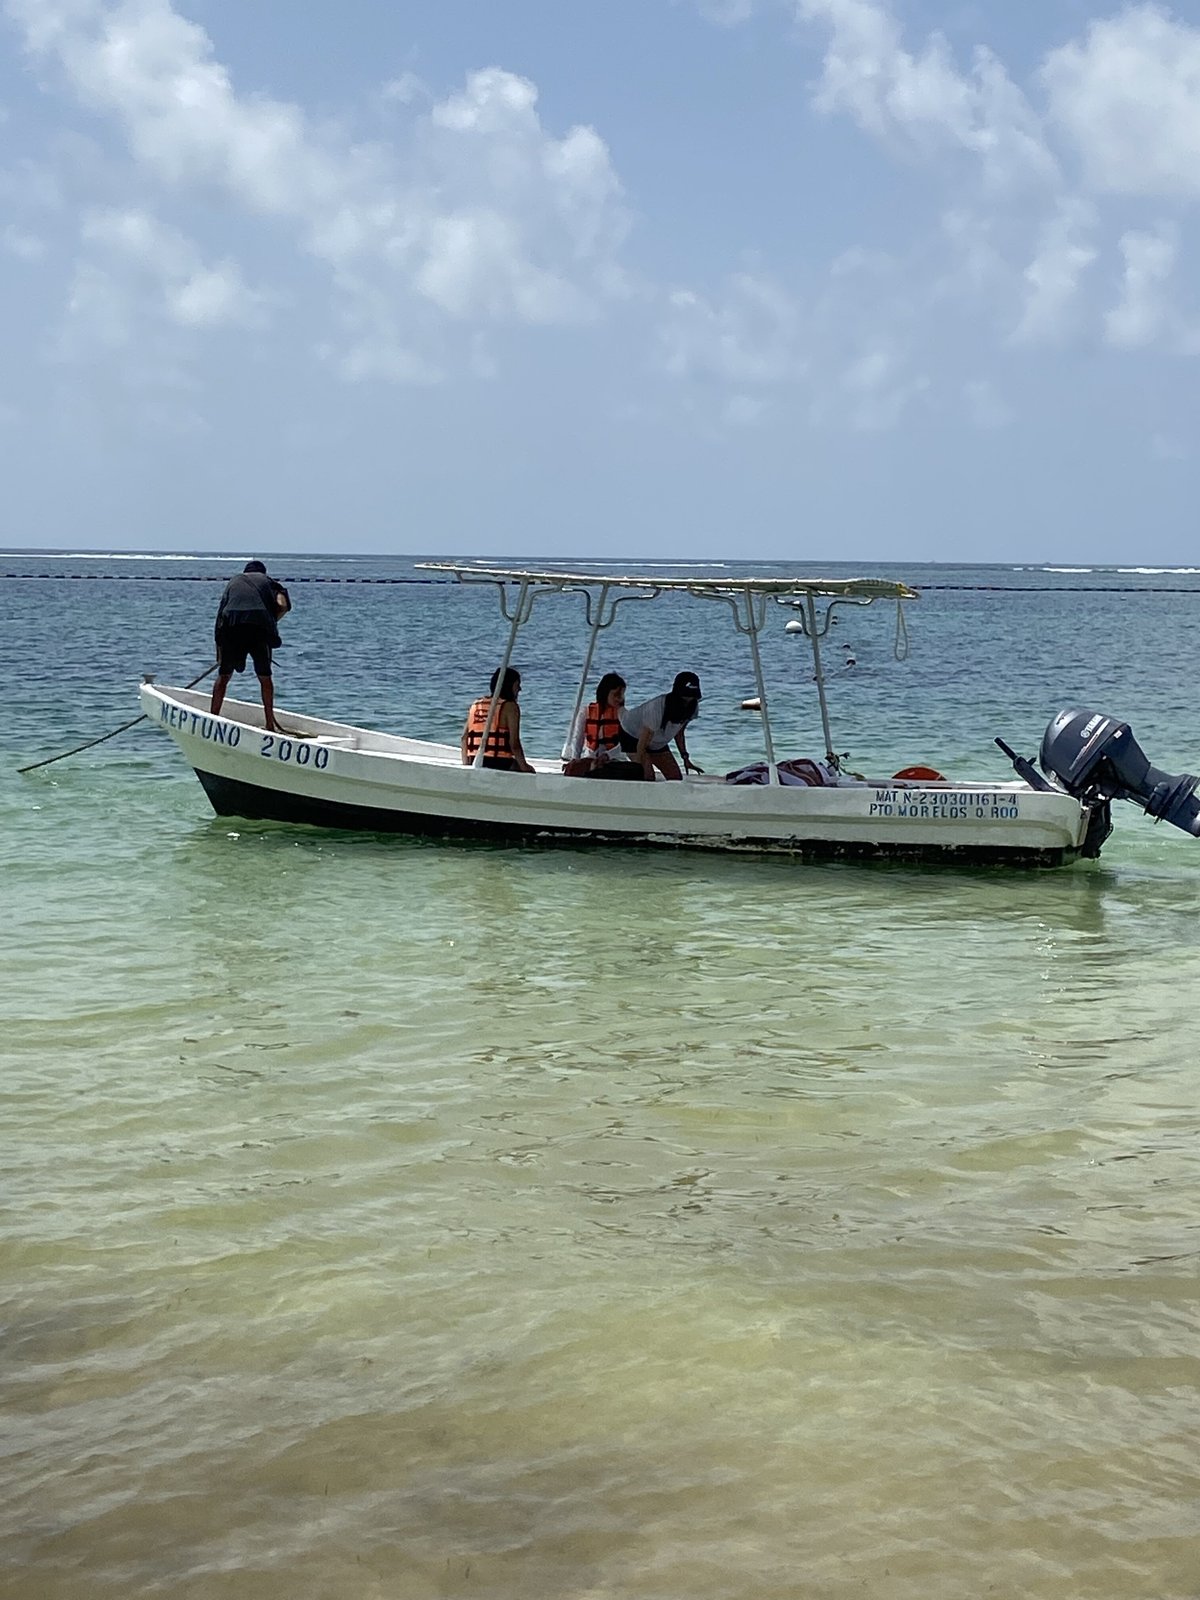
[418,563,918,600]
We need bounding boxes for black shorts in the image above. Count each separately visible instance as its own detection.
[618,729,667,756]
[216,621,273,677]
[480,757,517,772]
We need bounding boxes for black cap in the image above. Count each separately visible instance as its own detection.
[243,559,267,574]
[673,671,702,699]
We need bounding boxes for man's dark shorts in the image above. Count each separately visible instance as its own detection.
[216,621,273,677]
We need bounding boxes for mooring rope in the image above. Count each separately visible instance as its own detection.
[17,664,216,775]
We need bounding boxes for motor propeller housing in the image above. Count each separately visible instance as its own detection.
[1039,710,1200,837]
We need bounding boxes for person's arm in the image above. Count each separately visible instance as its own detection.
[506,703,535,774]
[676,729,703,774]
[460,716,473,766]
[273,583,292,616]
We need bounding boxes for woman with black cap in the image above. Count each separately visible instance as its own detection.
[617,671,705,781]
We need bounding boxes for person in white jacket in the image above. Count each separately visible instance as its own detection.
[562,673,647,781]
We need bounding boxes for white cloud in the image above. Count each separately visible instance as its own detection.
[5,0,631,380]
[940,209,1017,300]
[168,264,259,328]
[658,272,804,384]
[797,0,1057,187]
[1151,431,1188,460]
[2,223,45,259]
[697,0,759,23]
[672,0,762,23]
[962,377,1011,429]
[1105,226,1178,349]
[332,340,442,386]
[314,280,443,386]
[80,206,265,329]
[724,393,768,425]
[838,341,928,430]
[380,71,427,107]
[0,157,64,212]
[1011,199,1097,345]
[1042,5,1200,199]
[416,71,629,320]
[61,258,136,355]
[57,245,209,438]
[671,0,1200,418]
[51,205,266,432]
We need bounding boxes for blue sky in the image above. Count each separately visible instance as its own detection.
[2,0,1199,560]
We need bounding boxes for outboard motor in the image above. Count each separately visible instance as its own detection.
[1039,710,1200,838]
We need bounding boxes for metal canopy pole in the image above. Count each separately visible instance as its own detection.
[744,589,778,784]
[806,591,837,769]
[563,582,610,757]
[472,577,530,769]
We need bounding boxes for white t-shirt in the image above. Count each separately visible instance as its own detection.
[619,695,690,753]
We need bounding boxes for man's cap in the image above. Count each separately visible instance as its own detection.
[243,559,267,573]
[673,671,702,699]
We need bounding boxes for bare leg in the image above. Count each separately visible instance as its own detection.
[258,675,277,732]
[211,674,232,716]
[650,749,683,781]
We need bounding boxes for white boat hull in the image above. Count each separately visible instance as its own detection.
[141,686,1096,867]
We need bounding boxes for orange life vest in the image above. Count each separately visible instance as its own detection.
[465,696,513,761]
[583,700,622,754]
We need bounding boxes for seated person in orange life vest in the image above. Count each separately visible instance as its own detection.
[461,667,536,773]
[561,672,650,781]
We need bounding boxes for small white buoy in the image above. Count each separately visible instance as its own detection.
[740,697,761,711]
[784,619,804,634]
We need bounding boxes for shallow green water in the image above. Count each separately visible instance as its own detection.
[3,555,1200,1598]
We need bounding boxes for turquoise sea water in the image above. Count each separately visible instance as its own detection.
[4,552,1200,1599]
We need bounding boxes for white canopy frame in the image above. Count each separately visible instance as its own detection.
[776,592,907,769]
[558,584,663,764]
[420,564,917,779]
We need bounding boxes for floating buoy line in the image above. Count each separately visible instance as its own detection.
[4,575,1200,593]
[1,572,447,583]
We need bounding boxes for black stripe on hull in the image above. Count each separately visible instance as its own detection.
[193,769,1075,868]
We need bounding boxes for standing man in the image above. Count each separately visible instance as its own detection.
[210,560,291,732]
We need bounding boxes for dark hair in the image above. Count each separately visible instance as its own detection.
[489,666,521,699]
[663,670,702,726]
[594,672,625,707]
[243,560,267,574]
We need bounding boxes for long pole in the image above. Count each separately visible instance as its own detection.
[563,583,609,757]
[472,578,529,769]
[806,592,836,768]
[744,590,778,783]
[18,664,217,775]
